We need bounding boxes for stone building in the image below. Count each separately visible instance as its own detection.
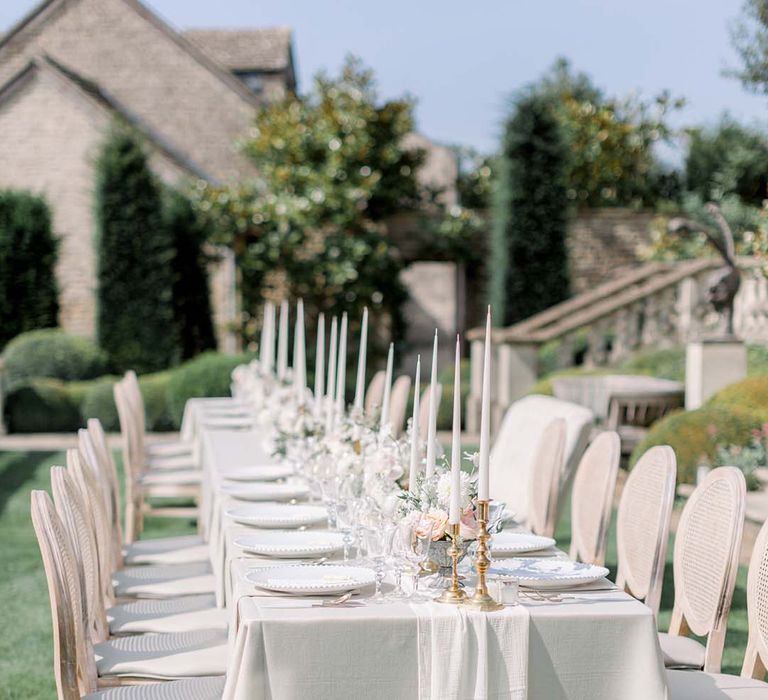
[0,0,296,346]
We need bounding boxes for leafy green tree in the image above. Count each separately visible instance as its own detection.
[164,190,216,360]
[95,126,177,372]
[730,0,768,94]
[686,117,768,205]
[536,59,684,207]
[490,92,570,325]
[192,57,420,343]
[0,190,58,347]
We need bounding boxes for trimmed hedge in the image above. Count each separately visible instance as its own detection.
[0,190,59,347]
[3,352,247,433]
[5,378,82,433]
[707,375,768,422]
[630,405,764,484]
[2,329,107,388]
[167,352,249,426]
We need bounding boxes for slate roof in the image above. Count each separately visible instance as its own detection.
[183,28,293,72]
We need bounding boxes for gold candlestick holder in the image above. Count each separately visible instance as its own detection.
[434,523,467,604]
[464,499,503,611]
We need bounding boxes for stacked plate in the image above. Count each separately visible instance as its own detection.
[489,558,610,589]
[233,531,345,558]
[490,532,556,556]
[226,503,328,529]
[221,465,294,482]
[246,565,375,595]
[220,481,309,502]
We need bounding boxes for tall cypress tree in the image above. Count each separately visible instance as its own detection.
[490,93,570,325]
[0,190,59,346]
[164,189,216,360]
[95,126,177,372]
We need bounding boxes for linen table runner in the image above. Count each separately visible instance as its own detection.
[412,601,529,700]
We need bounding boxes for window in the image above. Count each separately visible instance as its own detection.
[236,71,264,96]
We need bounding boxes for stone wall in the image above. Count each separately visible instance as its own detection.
[567,208,655,294]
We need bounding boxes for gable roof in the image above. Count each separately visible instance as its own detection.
[0,54,212,180]
[183,27,293,73]
[0,0,260,107]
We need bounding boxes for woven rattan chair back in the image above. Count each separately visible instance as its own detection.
[79,422,124,567]
[31,489,98,698]
[67,448,115,608]
[365,370,386,418]
[669,466,746,673]
[527,418,566,538]
[418,383,443,442]
[113,379,144,542]
[615,445,676,618]
[50,465,108,644]
[389,375,412,438]
[569,431,621,566]
[742,511,768,678]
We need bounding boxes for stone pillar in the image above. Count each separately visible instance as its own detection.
[685,340,747,409]
[208,246,241,355]
[496,342,539,427]
[466,339,484,434]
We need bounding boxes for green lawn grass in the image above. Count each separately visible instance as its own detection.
[0,451,750,697]
[0,450,195,699]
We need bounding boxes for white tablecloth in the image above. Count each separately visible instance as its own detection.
[194,399,667,700]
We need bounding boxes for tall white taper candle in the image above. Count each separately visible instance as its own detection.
[277,301,289,381]
[449,335,462,524]
[314,313,325,418]
[294,299,306,405]
[353,307,368,414]
[425,331,439,479]
[408,355,421,494]
[325,316,338,434]
[335,312,348,417]
[478,306,492,501]
[380,343,394,429]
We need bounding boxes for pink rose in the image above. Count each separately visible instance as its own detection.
[418,509,449,541]
[459,506,479,540]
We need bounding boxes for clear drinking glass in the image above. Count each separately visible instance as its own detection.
[398,517,432,600]
[363,525,391,602]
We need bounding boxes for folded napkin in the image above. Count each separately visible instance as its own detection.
[411,601,529,700]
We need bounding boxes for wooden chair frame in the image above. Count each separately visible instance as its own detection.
[667,466,746,673]
[569,431,621,566]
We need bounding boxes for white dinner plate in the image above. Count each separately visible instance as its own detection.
[491,532,556,556]
[246,565,375,595]
[234,531,345,558]
[489,558,610,589]
[221,465,294,482]
[226,503,328,529]
[220,482,309,502]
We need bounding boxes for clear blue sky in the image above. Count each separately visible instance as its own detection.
[2,0,767,155]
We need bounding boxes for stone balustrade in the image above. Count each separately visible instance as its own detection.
[466,257,767,433]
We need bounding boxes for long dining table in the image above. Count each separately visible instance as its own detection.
[188,397,668,700]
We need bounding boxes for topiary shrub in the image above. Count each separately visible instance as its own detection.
[80,376,120,431]
[707,375,768,422]
[139,371,174,431]
[4,378,82,432]
[95,126,177,373]
[489,91,570,325]
[436,359,470,431]
[630,405,764,484]
[2,329,107,388]
[0,190,59,348]
[166,352,248,425]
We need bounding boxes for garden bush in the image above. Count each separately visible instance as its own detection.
[139,371,175,431]
[618,347,685,382]
[95,126,177,373]
[2,329,107,388]
[166,352,248,425]
[4,378,81,433]
[630,405,764,484]
[0,190,59,348]
[80,376,120,431]
[707,375,768,422]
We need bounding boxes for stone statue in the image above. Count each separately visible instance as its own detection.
[668,202,741,338]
